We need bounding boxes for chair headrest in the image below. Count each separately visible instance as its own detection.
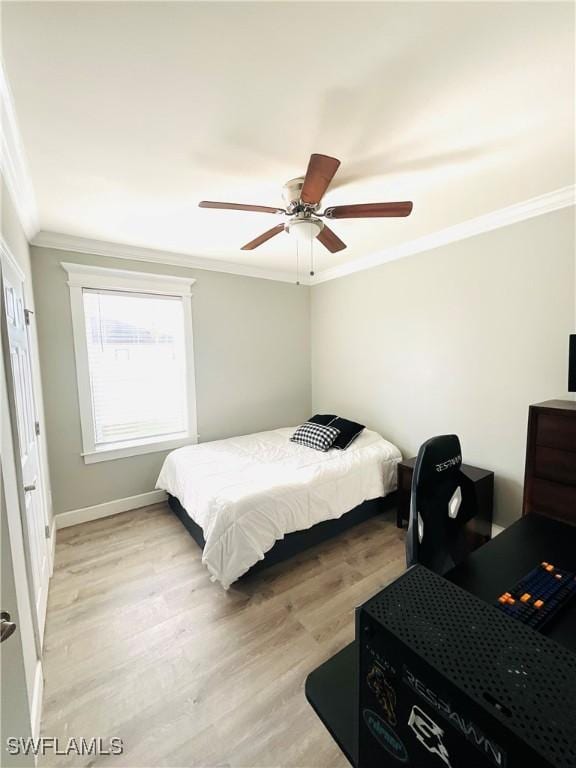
[413,434,462,487]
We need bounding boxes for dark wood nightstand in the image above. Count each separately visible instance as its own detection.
[396,457,494,545]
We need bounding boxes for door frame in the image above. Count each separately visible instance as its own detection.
[0,238,52,651]
[0,273,44,748]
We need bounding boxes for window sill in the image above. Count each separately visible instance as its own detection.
[82,433,197,464]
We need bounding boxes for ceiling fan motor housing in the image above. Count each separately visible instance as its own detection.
[282,177,305,206]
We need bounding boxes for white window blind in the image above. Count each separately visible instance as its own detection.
[82,289,188,446]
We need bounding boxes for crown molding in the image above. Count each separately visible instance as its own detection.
[311,185,576,285]
[0,60,39,240]
[31,185,574,287]
[31,231,303,284]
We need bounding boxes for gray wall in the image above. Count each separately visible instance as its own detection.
[311,208,575,527]
[2,180,30,269]
[31,247,311,514]
[27,207,576,525]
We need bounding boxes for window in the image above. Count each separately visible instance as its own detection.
[84,290,188,445]
[63,263,197,463]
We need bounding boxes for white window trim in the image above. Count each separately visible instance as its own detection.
[61,262,198,464]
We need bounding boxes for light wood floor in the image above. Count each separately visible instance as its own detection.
[41,503,405,768]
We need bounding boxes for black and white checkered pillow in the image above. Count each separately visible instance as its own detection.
[290,422,340,452]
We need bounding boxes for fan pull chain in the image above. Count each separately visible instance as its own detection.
[309,229,315,277]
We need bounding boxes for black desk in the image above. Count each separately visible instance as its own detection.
[305,514,576,767]
[447,513,576,651]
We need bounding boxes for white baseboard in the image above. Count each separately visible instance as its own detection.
[55,489,167,529]
[492,523,505,537]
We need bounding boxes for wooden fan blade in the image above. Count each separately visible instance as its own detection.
[199,201,285,214]
[241,224,286,250]
[300,154,341,205]
[324,201,413,219]
[317,225,346,253]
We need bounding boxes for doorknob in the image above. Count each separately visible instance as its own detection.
[1,612,17,643]
[23,483,36,493]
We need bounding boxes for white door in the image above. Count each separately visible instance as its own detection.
[2,478,35,765]
[1,253,49,644]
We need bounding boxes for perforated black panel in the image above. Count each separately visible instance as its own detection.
[364,566,576,768]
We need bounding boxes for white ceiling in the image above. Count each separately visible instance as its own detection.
[2,1,574,276]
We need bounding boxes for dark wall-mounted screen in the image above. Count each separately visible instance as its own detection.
[569,335,576,392]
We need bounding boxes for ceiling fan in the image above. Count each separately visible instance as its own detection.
[199,153,413,253]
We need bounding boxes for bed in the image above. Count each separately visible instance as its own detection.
[156,425,402,588]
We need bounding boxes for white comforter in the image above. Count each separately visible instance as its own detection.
[156,426,401,588]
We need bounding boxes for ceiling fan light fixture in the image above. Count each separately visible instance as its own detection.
[286,218,324,242]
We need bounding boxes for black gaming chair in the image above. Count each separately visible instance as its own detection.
[406,435,476,575]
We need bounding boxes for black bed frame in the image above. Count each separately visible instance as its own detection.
[168,492,397,579]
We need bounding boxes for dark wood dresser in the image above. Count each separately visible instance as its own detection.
[523,399,576,524]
